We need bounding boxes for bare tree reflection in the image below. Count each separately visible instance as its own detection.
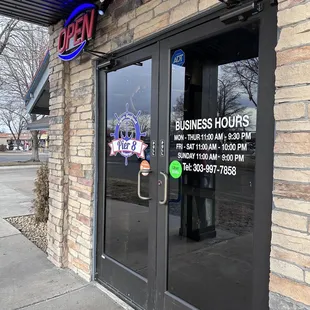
[171,58,259,122]
[221,58,258,107]
[171,96,184,134]
[217,74,246,118]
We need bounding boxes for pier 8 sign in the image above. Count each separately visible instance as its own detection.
[58,3,97,61]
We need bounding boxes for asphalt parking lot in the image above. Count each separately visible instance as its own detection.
[0,152,48,163]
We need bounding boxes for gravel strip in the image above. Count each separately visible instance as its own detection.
[6,215,47,253]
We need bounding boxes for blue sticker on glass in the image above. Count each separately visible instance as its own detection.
[172,49,185,67]
[109,103,148,166]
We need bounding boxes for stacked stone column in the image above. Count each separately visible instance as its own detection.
[270,0,310,308]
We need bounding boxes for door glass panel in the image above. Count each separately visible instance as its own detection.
[105,60,152,278]
[168,23,259,309]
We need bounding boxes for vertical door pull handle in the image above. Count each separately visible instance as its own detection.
[159,171,168,205]
[137,170,152,200]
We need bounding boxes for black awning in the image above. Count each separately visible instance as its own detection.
[0,0,97,27]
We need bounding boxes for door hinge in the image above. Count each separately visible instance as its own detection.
[220,1,263,24]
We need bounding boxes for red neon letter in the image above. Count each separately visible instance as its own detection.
[82,9,96,40]
[65,23,75,51]
[74,16,84,46]
[58,29,67,54]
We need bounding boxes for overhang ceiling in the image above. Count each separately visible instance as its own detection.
[0,0,97,27]
[27,117,49,130]
[25,52,50,115]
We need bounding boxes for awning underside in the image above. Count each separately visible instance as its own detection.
[0,0,97,27]
[27,117,49,131]
[25,52,50,116]
[30,80,50,115]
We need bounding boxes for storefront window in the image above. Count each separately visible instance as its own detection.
[168,23,259,309]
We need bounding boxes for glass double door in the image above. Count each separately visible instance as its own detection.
[97,6,276,310]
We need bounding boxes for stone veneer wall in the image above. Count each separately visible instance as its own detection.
[48,0,310,308]
[270,0,310,309]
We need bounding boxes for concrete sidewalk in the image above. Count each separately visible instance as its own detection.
[0,166,129,310]
[0,221,128,310]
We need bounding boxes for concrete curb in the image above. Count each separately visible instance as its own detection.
[0,165,41,170]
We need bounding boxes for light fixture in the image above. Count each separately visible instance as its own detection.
[98,0,113,16]
[98,0,105,16]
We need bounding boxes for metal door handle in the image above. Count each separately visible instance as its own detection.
[159,171,168,205]
[137,170,151,201]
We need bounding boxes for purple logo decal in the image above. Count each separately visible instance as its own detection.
[109,103,148,166]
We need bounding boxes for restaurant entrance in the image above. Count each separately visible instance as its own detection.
[96,4,276,310]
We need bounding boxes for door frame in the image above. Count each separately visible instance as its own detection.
[156,4,277,310]
[96,43,160,310]
[95,2,277,309]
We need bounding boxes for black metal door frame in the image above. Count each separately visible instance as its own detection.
[96,43,160,310]
[96,2,276,309]
[156,3,277,310]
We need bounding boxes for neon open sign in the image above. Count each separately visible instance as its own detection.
[58,3,97,61]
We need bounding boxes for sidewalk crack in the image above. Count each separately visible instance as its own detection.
[14,284,89,310]
[0,232,20,239]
